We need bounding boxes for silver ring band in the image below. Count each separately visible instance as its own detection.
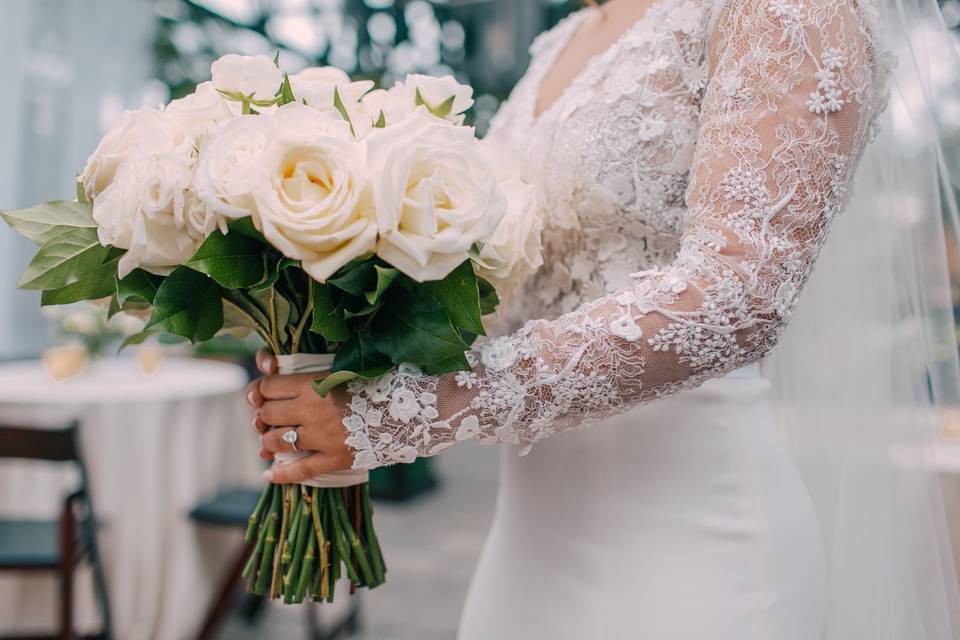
[282,427,299,452]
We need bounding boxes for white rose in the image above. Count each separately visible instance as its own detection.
[80,107,184,199]
[195,114,273,219]
[401,74,474,124]
[211,54,282,104]
[289,66,375,138]
[366,111,505,282]
[360,85,415,127]
[473,177,542,296]
[250,103,375,282]
[290,66,374,110]
[94,148,215,277]
[163,81,232,134]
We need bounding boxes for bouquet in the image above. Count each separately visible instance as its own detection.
[1,54,540,603]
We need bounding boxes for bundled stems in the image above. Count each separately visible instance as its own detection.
[243,482,386,604]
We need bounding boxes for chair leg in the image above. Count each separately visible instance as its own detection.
[59,500,76,640]
[194,540,253,640]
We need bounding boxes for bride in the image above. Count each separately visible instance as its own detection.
[247,0,960,636]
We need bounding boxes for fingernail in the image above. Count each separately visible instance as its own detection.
[246,391,255,406]
[263,356,274,372]
[251,415,259,432]
[262,469,274,482]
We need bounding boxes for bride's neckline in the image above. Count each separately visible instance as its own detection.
[531,1,664,122]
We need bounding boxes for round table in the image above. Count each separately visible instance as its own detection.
[0,357,262,639]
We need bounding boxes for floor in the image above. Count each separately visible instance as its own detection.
[220,442,501,640]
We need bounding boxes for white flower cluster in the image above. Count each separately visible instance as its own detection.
[81,54,540,286]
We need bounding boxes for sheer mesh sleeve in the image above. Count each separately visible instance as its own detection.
[342,0,888,469]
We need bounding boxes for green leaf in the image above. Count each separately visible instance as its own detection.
[76,181,88,204]
[221,297,261,338]
[40,253,120,306]
[365,265,400,305]
[433,261,484,335]
[227,216,267,243]
[328,260,376,296]
[117,268,164,306]
[278,73,296,105]
[333,86,356,137]
[253,255,298,291]
[414,88,457,118]
[332,332,390,374]
[185,230,267,289]
[422,352,471,375]
[18,226,111,290]
[343,301,381,319]
[312,371,358,398]
[374,110,387,128]
[371,305,468,366]
[0,200,96,245]
[108,294,121,319]
[119,330,157,352]
[145,267,224,343]
[273,49,281,67]
[478,277,500,316]
[311,282,350,342]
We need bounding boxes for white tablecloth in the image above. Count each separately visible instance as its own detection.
[0,357,262,639]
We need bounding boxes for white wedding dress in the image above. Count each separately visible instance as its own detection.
[340,0,892,636]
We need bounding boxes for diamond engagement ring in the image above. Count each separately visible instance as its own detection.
[282,427,300,452]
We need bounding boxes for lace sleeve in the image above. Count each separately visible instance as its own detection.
[342,0,887,469]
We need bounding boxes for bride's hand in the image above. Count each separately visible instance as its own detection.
[246,349,355,484]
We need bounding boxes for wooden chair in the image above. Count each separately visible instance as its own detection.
[0,421,112,640]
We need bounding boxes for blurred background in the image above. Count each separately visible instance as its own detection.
[0,0,959,639]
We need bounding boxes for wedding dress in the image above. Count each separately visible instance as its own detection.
[336,0,939,636]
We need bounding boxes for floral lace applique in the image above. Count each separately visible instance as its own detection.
[344,0,893,469]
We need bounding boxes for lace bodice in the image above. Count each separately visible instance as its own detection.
[342,0,892,469]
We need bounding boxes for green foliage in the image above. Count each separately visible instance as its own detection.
[311,282,350,342]
[228,216,267,243]
[146,267,224,343]
[414,88,457,118]
[185,229,268,288]
[432,260,484,335]
[304,256,491,387]
[0,200,96,245]
[278,73,296,106]
[332,86,356,136]
[370,301,469,366]
[117,269,164,306]
[365,266,400,305]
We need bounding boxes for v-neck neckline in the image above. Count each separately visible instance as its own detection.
[530,1,665,123]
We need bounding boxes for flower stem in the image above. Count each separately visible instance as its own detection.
[254,487,282,595]
[330,490,369,585]
[245,483,272,542]
[271,485,292,599]
[362,485,386,584]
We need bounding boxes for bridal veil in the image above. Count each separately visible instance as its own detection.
[765,0,960,634]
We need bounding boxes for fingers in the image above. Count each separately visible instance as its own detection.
[264,452,354,484]
[259,374,304,400]
[256,349,277,375]
[260,427,299,455]
[259,399,305,430]
[245,379,264,409]
[260,423,334,455]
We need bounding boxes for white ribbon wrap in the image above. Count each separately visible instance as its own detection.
[274,353,370,488]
